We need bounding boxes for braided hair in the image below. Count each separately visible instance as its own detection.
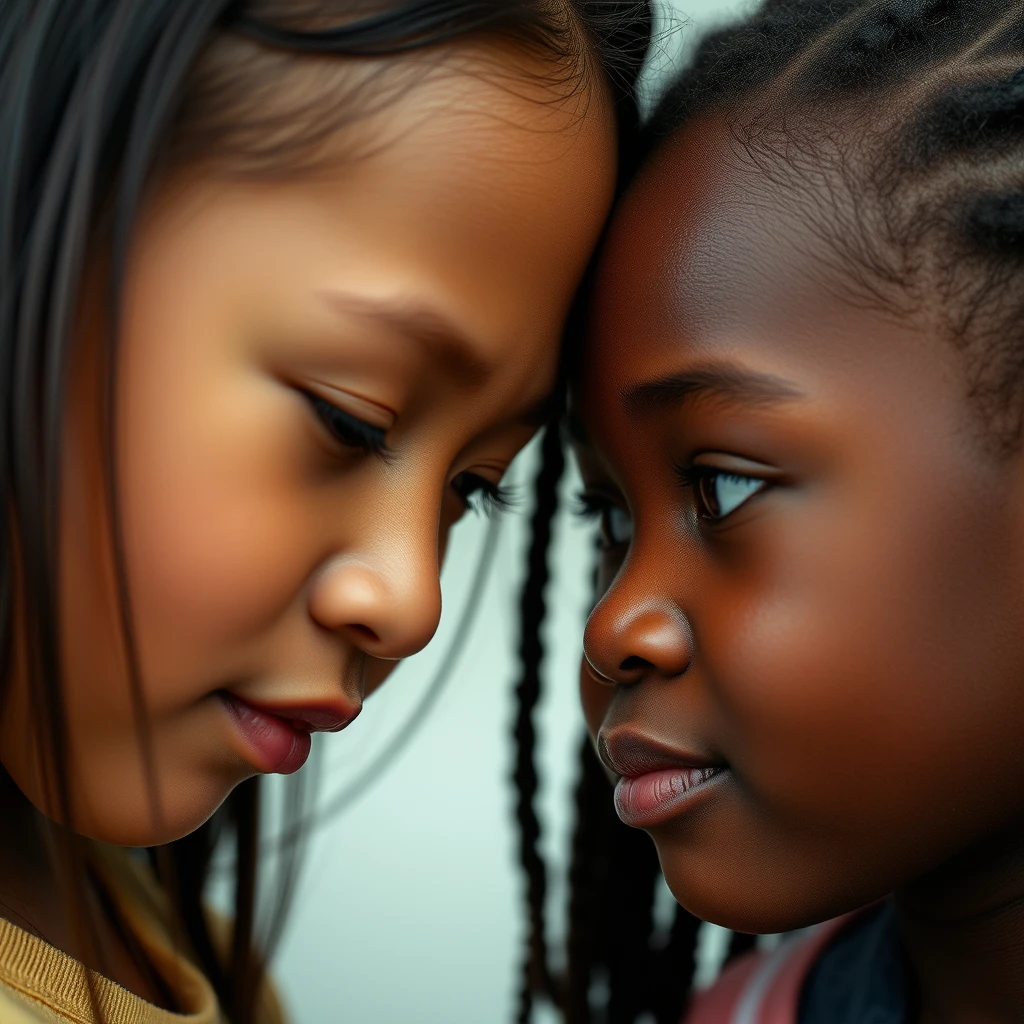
[645,0,1024,450]
[513,0,1024,1020]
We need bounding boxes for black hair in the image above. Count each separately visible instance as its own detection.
[644,0,1024,451]
[0,2,653,1022]
[513,0,1024,1020]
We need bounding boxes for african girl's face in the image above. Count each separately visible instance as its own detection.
[576,114,1024,933]
[0,43,615,846]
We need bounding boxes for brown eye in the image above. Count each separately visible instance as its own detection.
[693,470,766,521]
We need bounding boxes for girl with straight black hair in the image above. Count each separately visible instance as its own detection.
[0,2,651,1021]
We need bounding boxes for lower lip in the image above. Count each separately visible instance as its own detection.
[220,693,311,775]
[614,766,726,827]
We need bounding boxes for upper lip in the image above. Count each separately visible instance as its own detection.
[223,691,360,733]
[598,729,723,779]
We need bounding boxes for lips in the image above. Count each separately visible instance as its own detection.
[220,691,359,775]
[599,730,727,828]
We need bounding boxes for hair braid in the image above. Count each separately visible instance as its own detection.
[604,814,660,1023]
[649,907,701,1024]
[565,734,615,1024]
[513,418,567,1022]
[646,1,1024,450]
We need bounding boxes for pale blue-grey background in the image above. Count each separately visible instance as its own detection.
[265,3,752,1020]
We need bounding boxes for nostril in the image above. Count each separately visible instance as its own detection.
[348,624,381,645]
[619,655,654,674]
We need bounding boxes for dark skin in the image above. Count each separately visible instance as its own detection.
[575,113,1024,1023]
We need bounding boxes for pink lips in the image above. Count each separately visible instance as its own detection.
[220,692,357,775]
[614,767,723,827]
[599,731,727,828]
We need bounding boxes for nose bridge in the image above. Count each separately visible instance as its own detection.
[584,532,695,685]
[309,488,443,660]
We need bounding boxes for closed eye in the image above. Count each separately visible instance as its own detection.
[452,472,520,518]
[305,392,390,456]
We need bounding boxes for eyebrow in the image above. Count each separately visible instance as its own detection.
[319,290,491,387]
[622,364,805,418]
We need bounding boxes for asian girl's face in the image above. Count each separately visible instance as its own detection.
[576,114,1024,933]
[0,43,616,847]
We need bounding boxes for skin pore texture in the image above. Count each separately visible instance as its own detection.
[0,37,615,999]
[575,113,1024,1023]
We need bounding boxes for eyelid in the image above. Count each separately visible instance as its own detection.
[303,380,396,431]
[690,452,778,477]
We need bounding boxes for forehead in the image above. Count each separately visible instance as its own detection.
[587,116,841,376]
[578,112,974,447]
[149,39,616,405]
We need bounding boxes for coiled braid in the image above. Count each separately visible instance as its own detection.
[513,416,567,1024]
[646,0,1024,449]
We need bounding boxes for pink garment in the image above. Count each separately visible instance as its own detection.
[684,914,862,1024]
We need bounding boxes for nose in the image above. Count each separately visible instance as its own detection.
[583,587,693,686]
[307,538,442,662]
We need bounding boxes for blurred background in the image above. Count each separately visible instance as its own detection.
[260,2,752,1020]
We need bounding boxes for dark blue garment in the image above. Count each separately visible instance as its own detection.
[798,901,909,1024]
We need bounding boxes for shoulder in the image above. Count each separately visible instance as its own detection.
[683,915,860,1024]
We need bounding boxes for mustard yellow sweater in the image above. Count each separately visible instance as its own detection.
[0,844,286,1024]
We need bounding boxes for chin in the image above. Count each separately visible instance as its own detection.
[657,844,866,936]
[65,769,247,848]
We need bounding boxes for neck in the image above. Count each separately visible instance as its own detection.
[896,822,1024,1024]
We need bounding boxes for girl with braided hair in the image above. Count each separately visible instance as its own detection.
[513,0,1024,1020]
[0,2,652,1022]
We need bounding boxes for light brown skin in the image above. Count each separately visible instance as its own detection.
[0,42,616,1002]
[576,114,1024,1022]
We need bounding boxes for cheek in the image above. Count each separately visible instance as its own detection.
[118,360,322,686]
[702,485,1024,830]
[126,433,303,640]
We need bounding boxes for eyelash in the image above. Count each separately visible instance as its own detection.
[574,464,769,536]
[574,491,612,523]
[306,392,518,518]
[307,392,389,455]
[452,474,520,518]
[573,491,631,548]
